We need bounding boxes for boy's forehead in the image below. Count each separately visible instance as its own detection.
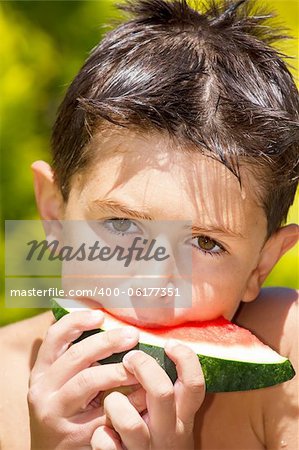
[75,128,267,237]
[87,127,244,184]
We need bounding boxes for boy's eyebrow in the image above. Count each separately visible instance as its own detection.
[91,198,244,238]
[187,225,244,238]
[91,198,154,220]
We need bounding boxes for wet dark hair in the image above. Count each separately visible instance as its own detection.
[52,0,299,237]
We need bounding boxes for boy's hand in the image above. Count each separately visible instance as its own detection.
[27,310,143,450]
[90,340,205,450]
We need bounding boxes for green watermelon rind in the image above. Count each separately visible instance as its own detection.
[51,300,295,393]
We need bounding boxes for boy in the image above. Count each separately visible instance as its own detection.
[1,0,298,448]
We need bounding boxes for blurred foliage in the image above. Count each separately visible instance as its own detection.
[0,0,298,327]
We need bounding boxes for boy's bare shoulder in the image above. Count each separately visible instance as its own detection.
[0,311,54,357]
[235,286,298,356]
[0,310,55,381]
[235,287,298,449]
[0,312,54,449]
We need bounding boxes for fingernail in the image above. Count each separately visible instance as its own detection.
[122,327,139,341]
[165,338,180,349]
[123,350,140,368]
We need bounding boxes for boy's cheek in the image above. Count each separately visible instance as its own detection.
[190,267,252,319]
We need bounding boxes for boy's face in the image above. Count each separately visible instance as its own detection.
[59,129,269,327]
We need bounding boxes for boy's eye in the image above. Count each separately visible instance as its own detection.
[103,218,140,235]
[191,235,225,255]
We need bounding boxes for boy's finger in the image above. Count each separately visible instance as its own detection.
[104,391,150,450]
[100,385,147,414]
[91,425,123,450]
[46,326,139,389]
[31,310,104,381]
[164,340,205,425]
[54,363,138,416]
[126,386,147,414]
[122,350,176,444]
[70,407,108,446]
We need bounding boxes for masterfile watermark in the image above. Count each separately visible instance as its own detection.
[26,237,170,267]
[5,220,192,308]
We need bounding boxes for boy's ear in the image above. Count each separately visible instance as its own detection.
[31,160,64,220]
[243,224,299,302]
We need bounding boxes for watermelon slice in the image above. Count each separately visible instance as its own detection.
[51,298,295,393]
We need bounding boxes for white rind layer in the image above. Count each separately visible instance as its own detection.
[56,298,286,365]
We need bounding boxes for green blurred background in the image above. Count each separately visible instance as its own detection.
[0,0,298,327]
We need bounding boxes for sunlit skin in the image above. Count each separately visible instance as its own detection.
[0,128,296,450]
[58,128,270,327]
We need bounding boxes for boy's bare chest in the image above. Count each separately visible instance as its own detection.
[194,391,265,450]
[0,350,31,449]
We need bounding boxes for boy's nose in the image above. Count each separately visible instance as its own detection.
[128,233,192,306]
[129,234,174,280]
[130,281,176,307]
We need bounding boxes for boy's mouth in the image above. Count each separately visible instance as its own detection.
[110,309,179,328]
[74,296,187,328]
